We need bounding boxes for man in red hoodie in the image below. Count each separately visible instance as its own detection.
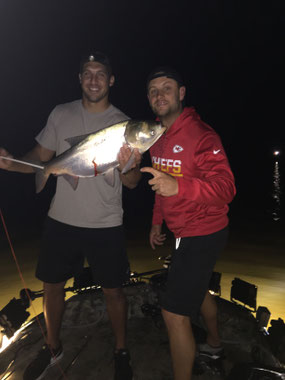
[141,67,236,380]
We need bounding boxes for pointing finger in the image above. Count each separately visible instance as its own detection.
[140,167,160,177]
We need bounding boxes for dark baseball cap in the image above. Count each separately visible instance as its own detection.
[146,66,184,88]
[79,51,112,75]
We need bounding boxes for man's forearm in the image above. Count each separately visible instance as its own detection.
[9,160,36,173]
[0,152,36,173]
[120,165,142,189]
[0,144,55,174]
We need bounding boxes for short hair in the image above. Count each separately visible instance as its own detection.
[79,51,112,76]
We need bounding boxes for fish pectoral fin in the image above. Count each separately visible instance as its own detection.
[121,151,136,174]
[63,174,79,190]
[103,168,115,187]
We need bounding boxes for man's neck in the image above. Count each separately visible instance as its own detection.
[161,108,183,131]
[82,98,111,113]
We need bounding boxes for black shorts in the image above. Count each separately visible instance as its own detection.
[161,227,229,319]
[36,217,130,288]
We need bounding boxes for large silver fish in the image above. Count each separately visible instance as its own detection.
[0,120,166,193]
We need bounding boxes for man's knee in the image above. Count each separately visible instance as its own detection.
[162,308,190,329]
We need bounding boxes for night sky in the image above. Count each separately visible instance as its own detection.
[0,0,284,235]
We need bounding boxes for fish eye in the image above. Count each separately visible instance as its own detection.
[150,129,155,136]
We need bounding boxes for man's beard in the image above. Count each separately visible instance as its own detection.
[153,101,180,119]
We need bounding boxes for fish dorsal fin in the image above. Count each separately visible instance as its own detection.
[121,151,136,174]
[65,134,89,147]
[63,174,79,190]
[103,168,116,187]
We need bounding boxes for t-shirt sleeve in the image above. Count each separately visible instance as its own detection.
[35,107,58,151]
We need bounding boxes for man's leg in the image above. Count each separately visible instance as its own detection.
[103,287,127,349]
[43,281,66,350]
[162,308,195,380]
[23,282,65,380]
[200,291,221,347]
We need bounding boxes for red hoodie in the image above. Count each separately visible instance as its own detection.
[149,107,236,238]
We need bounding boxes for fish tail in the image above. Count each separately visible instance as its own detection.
[35,169,49,193]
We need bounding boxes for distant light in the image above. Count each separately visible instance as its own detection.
[273,150,280,156]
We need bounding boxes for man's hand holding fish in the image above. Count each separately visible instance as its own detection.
[117,144,141,188]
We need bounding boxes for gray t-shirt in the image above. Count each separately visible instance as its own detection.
[36,100,129,228]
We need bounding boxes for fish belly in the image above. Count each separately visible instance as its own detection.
[49,129,125,178]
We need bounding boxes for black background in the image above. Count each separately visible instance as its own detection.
[0,0,284,236]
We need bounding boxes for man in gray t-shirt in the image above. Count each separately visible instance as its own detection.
[0,52,140,380]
